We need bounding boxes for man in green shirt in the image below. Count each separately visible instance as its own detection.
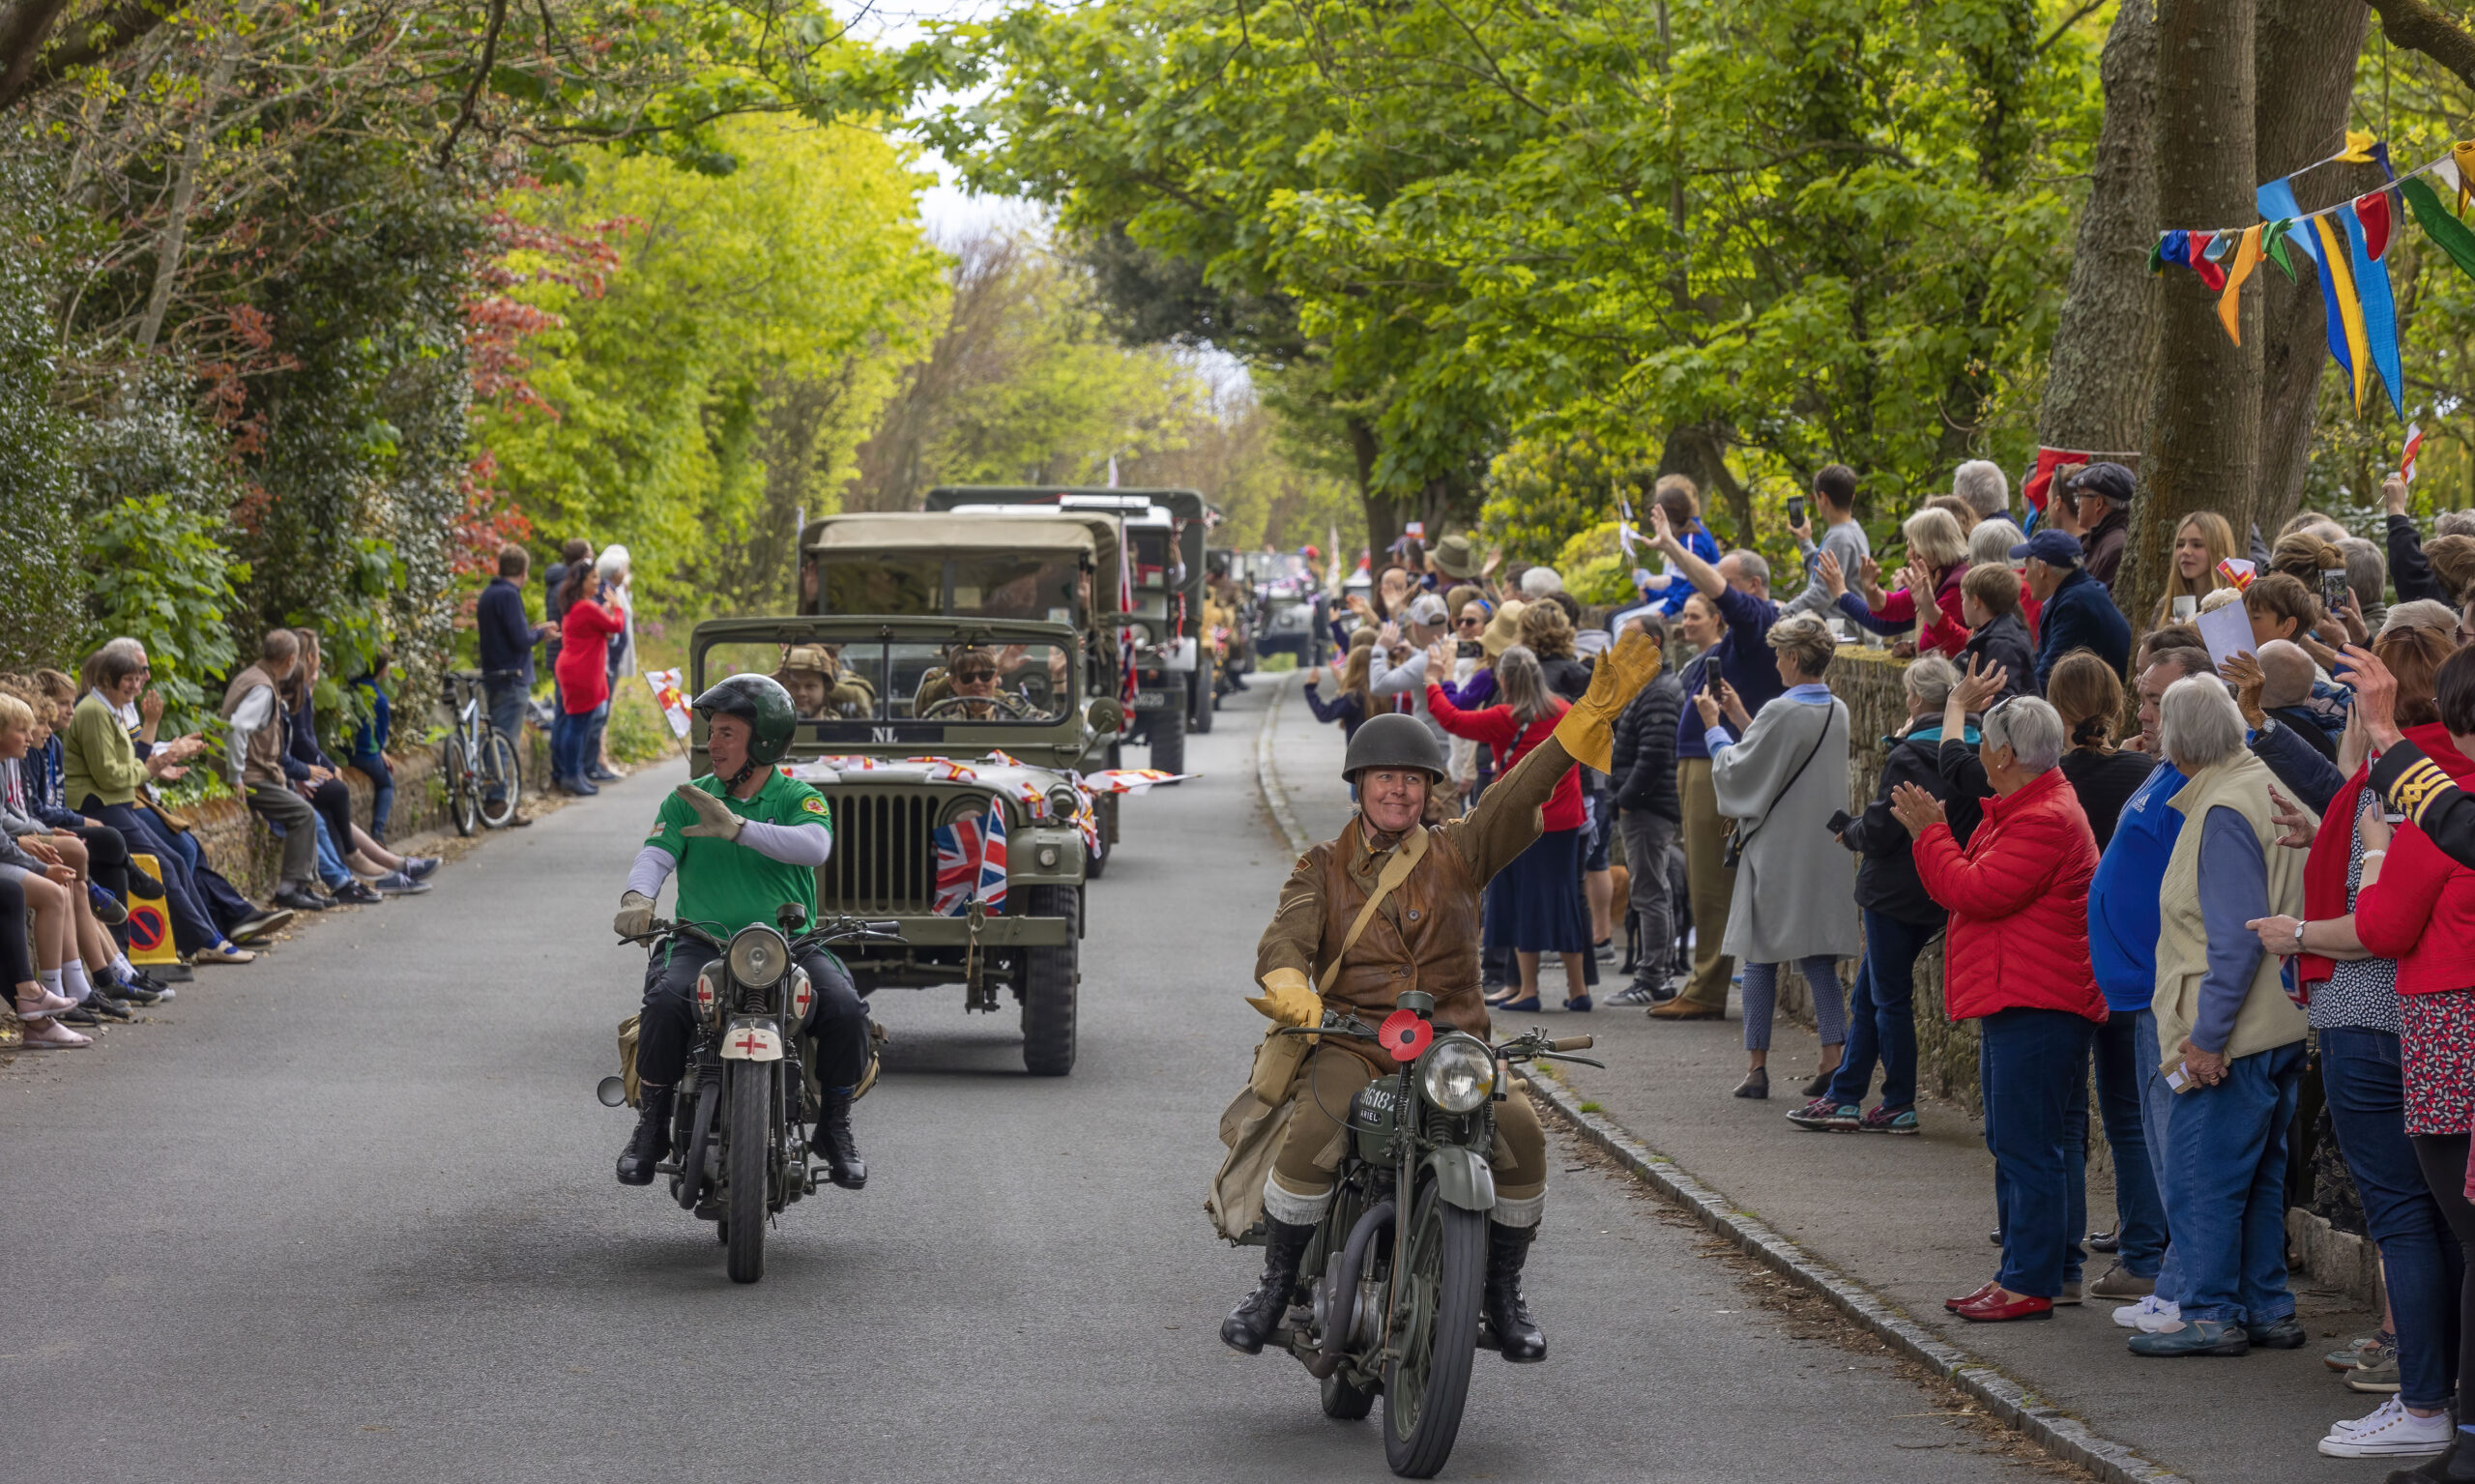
[612,675,869,1191]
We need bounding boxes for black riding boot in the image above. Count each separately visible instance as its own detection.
[616,1085,676,1186]
[813,1091,866,1190]
[1483,1222,1547,1361]
[1221,1215,1316,1354]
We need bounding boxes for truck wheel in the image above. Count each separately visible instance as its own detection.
[1149,701,1185,776]
[1190,667,1213,733]
[1021,886,1078,1076]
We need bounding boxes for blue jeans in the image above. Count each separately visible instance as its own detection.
[1981,1007,2097,1299]
[484,680,529,804]
[80,797,218,954]
[2163,1037,2304,1325]
[2134,1010,2188,1304]
[1827,911,1937,1109]
[551,704,604,783]
[350,751,393,840]
[2093,1009,2169,1278]
[2322,1027,2461,1409]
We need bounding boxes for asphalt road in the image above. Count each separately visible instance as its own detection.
[2,679,2065,1483]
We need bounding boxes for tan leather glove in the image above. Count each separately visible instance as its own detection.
[676,782,743,841]
[614,890,656,938]
[1553,628,1665,772]
[1244,966,1325,1028]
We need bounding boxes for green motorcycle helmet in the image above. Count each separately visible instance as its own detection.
[692,673,801,786]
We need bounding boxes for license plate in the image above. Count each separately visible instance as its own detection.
[1132,690,1170,710]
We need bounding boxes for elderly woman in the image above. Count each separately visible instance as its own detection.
[591,543,637,783]
[1830,507,1970,657]
[1794,655,1971,1134]
[1698,614,1857,1098]
[1891,694,2104,1322]
[2119,677,2313,1356]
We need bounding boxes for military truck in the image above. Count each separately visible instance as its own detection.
[921,486,1214,771]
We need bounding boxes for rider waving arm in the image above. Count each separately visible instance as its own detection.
[1447,628,1665,884]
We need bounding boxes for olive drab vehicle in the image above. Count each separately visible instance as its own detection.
[690,600,1126,1076]
[920,486,1216,773]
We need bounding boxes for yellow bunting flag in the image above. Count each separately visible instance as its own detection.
[2339,131,2378,164]
[2455,141,2475,216]
[2216,225,2262,344]
[2312,215,2373,412]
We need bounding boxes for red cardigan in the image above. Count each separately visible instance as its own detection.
[555,597,624,714]
[2355,730,2475,994]
[1865,563,1969,657]
[1425,686,1583,830]
[1911,766,2106,1024]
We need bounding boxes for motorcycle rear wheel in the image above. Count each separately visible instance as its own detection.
[724,1063,770,1284]
[1381,1184,1484,1478]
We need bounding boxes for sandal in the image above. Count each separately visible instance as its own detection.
[16,1018,91,1049]
[13,985,75,1019]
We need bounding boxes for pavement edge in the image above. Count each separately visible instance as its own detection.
[1248,691,2192,1484]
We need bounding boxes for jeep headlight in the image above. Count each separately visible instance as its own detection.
[1418,1036,1496,1114]
[727,924,789,986]
[1044,783,1080,820]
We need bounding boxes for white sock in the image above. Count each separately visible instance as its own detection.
[112,952,134,979]
[60,961,93,1003]
[40,969,63,998]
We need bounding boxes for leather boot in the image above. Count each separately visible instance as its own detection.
[616,1085,676,1186]
[1221,1216,1316,1354]
[813,1091,866,1190]
[1484,1222,1547,1361]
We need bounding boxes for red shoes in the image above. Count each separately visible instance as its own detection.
[1945,1281,1999,1312]
[1953,1288,2053,1323]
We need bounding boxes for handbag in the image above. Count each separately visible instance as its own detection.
[1718,707,1834,870]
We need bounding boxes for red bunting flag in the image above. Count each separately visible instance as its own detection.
[2357,189,2394,260]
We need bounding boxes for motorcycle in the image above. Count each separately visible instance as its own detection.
[601,907,902,1284]
[1260,990,1598,1478]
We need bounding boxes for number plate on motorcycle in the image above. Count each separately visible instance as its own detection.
[1378,1009,1433,1063]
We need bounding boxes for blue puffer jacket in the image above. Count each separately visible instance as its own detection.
[2032,566,2131,693]
[2086,759,2189,1013]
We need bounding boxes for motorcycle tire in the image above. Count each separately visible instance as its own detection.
[478,728,521,829]
[443,743,478,838]
[724,1062,770,1284]
[1020,885,1078,1077]
[1381,1184,1485,1478]
[1321,1371,1378,1421]
[1147,702,1185,777]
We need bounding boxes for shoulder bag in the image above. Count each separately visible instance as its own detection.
[1719,704,1835,869]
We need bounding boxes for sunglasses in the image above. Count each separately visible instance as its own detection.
[1457,616,1483,627]
[953,667,997,683]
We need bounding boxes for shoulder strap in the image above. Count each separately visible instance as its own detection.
[1319,825,1431,994]
[1735,705,1838,851]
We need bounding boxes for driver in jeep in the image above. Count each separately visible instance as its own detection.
[612,675,870,1191]
[1224,628,1663,1363]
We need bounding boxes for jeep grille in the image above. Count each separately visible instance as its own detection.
[818,790,937,914]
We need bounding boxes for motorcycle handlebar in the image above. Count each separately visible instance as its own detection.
[1548,1035,1595,1053]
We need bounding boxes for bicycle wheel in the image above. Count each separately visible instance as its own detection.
[443,742,479,837]
[478,728,521,829]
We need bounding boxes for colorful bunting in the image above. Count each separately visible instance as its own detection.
[2216,225,2261,344]
[2186,230,2227,291]
[2309,215,2366,408]
[2340,203,2406,418]
[2357,189,2394,259]
[2402,177,2475,284]
[2257,178,2318,263]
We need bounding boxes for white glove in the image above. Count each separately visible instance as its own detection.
[614,890,655,938]
[675,782,743,842]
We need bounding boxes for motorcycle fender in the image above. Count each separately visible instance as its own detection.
[1424,1145,1496,1213]
[719,1018,784,1062]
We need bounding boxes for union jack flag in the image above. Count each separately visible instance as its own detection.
[931,800,1009,916]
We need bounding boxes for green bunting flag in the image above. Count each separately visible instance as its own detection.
[2402,176,2475,285]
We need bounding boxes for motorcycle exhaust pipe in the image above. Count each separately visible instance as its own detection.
[1307,1199,1395,1379]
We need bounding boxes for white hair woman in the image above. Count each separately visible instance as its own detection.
[2124,677,2313,1356]
[1888,692,2108,1323]
[1824,507,1972,658]
[1695,614,1858,1098]
[589,543,636,782]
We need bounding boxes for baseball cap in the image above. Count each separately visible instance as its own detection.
[1406,593,1449,626]
[2009,529,2084,567]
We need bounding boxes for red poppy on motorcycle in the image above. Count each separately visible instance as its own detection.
[1378,1009,1434,1062]
[791,970,813,1021]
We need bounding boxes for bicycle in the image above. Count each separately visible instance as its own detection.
[439,670,522,835]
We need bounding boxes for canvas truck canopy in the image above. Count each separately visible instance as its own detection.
[797,512,1118,626]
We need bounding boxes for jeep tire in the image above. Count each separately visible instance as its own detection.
[1148,699,1185,776]
[1021,885,1078,1076]
[1190,664,1213,734]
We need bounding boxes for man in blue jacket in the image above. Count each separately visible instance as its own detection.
[477,543,553,822]
[2014,529,2131,693]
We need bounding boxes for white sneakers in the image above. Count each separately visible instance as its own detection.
[2319,1397,2454,1458]
[2110,1295,2180,1331]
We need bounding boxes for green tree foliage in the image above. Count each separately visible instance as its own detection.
[75,495,248,737]
[478,116,947,615]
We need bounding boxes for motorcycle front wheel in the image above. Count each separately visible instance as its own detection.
[724,1063,770,1284]
[1381,1183,1484,1478]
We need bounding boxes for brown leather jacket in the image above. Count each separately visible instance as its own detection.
[1255,731,1580,1072]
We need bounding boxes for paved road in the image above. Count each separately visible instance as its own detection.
[4,680,2061,1483]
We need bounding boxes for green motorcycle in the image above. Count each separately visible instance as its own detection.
[1263,991,1598,1478]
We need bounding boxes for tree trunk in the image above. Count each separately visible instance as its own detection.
[2033,0,2160,461]
[136,41,239,353]
[1348,415,1396,560]
[2126,0,2260,629]
[2251,0,2370,537]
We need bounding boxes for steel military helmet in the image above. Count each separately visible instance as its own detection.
[692,673,801,780]
[1342,712,1446,785]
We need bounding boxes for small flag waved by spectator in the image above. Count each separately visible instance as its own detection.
[644,668,691,738]
[2404,422,2426,482]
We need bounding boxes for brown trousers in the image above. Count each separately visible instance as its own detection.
[1270,1046,1547,1199]
[1676,757,1739,1010]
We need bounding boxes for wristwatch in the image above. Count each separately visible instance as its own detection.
[2292,919,2309,949]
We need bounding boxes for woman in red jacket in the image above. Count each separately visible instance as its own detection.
[1892,694,2106,1323]
[552,562,625,796]
[2352,650,2475,1468]
[1830,508,1971,658]
[1429,645,1587,1012]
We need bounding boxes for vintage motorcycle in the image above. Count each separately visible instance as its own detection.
[601,908,901,1284]
[1261,990,1598,1478]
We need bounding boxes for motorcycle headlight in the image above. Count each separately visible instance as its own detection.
[727,924,789,987]
[1418,1036,1496,1114]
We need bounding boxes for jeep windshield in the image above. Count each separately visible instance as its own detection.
[700,637,1072,728]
